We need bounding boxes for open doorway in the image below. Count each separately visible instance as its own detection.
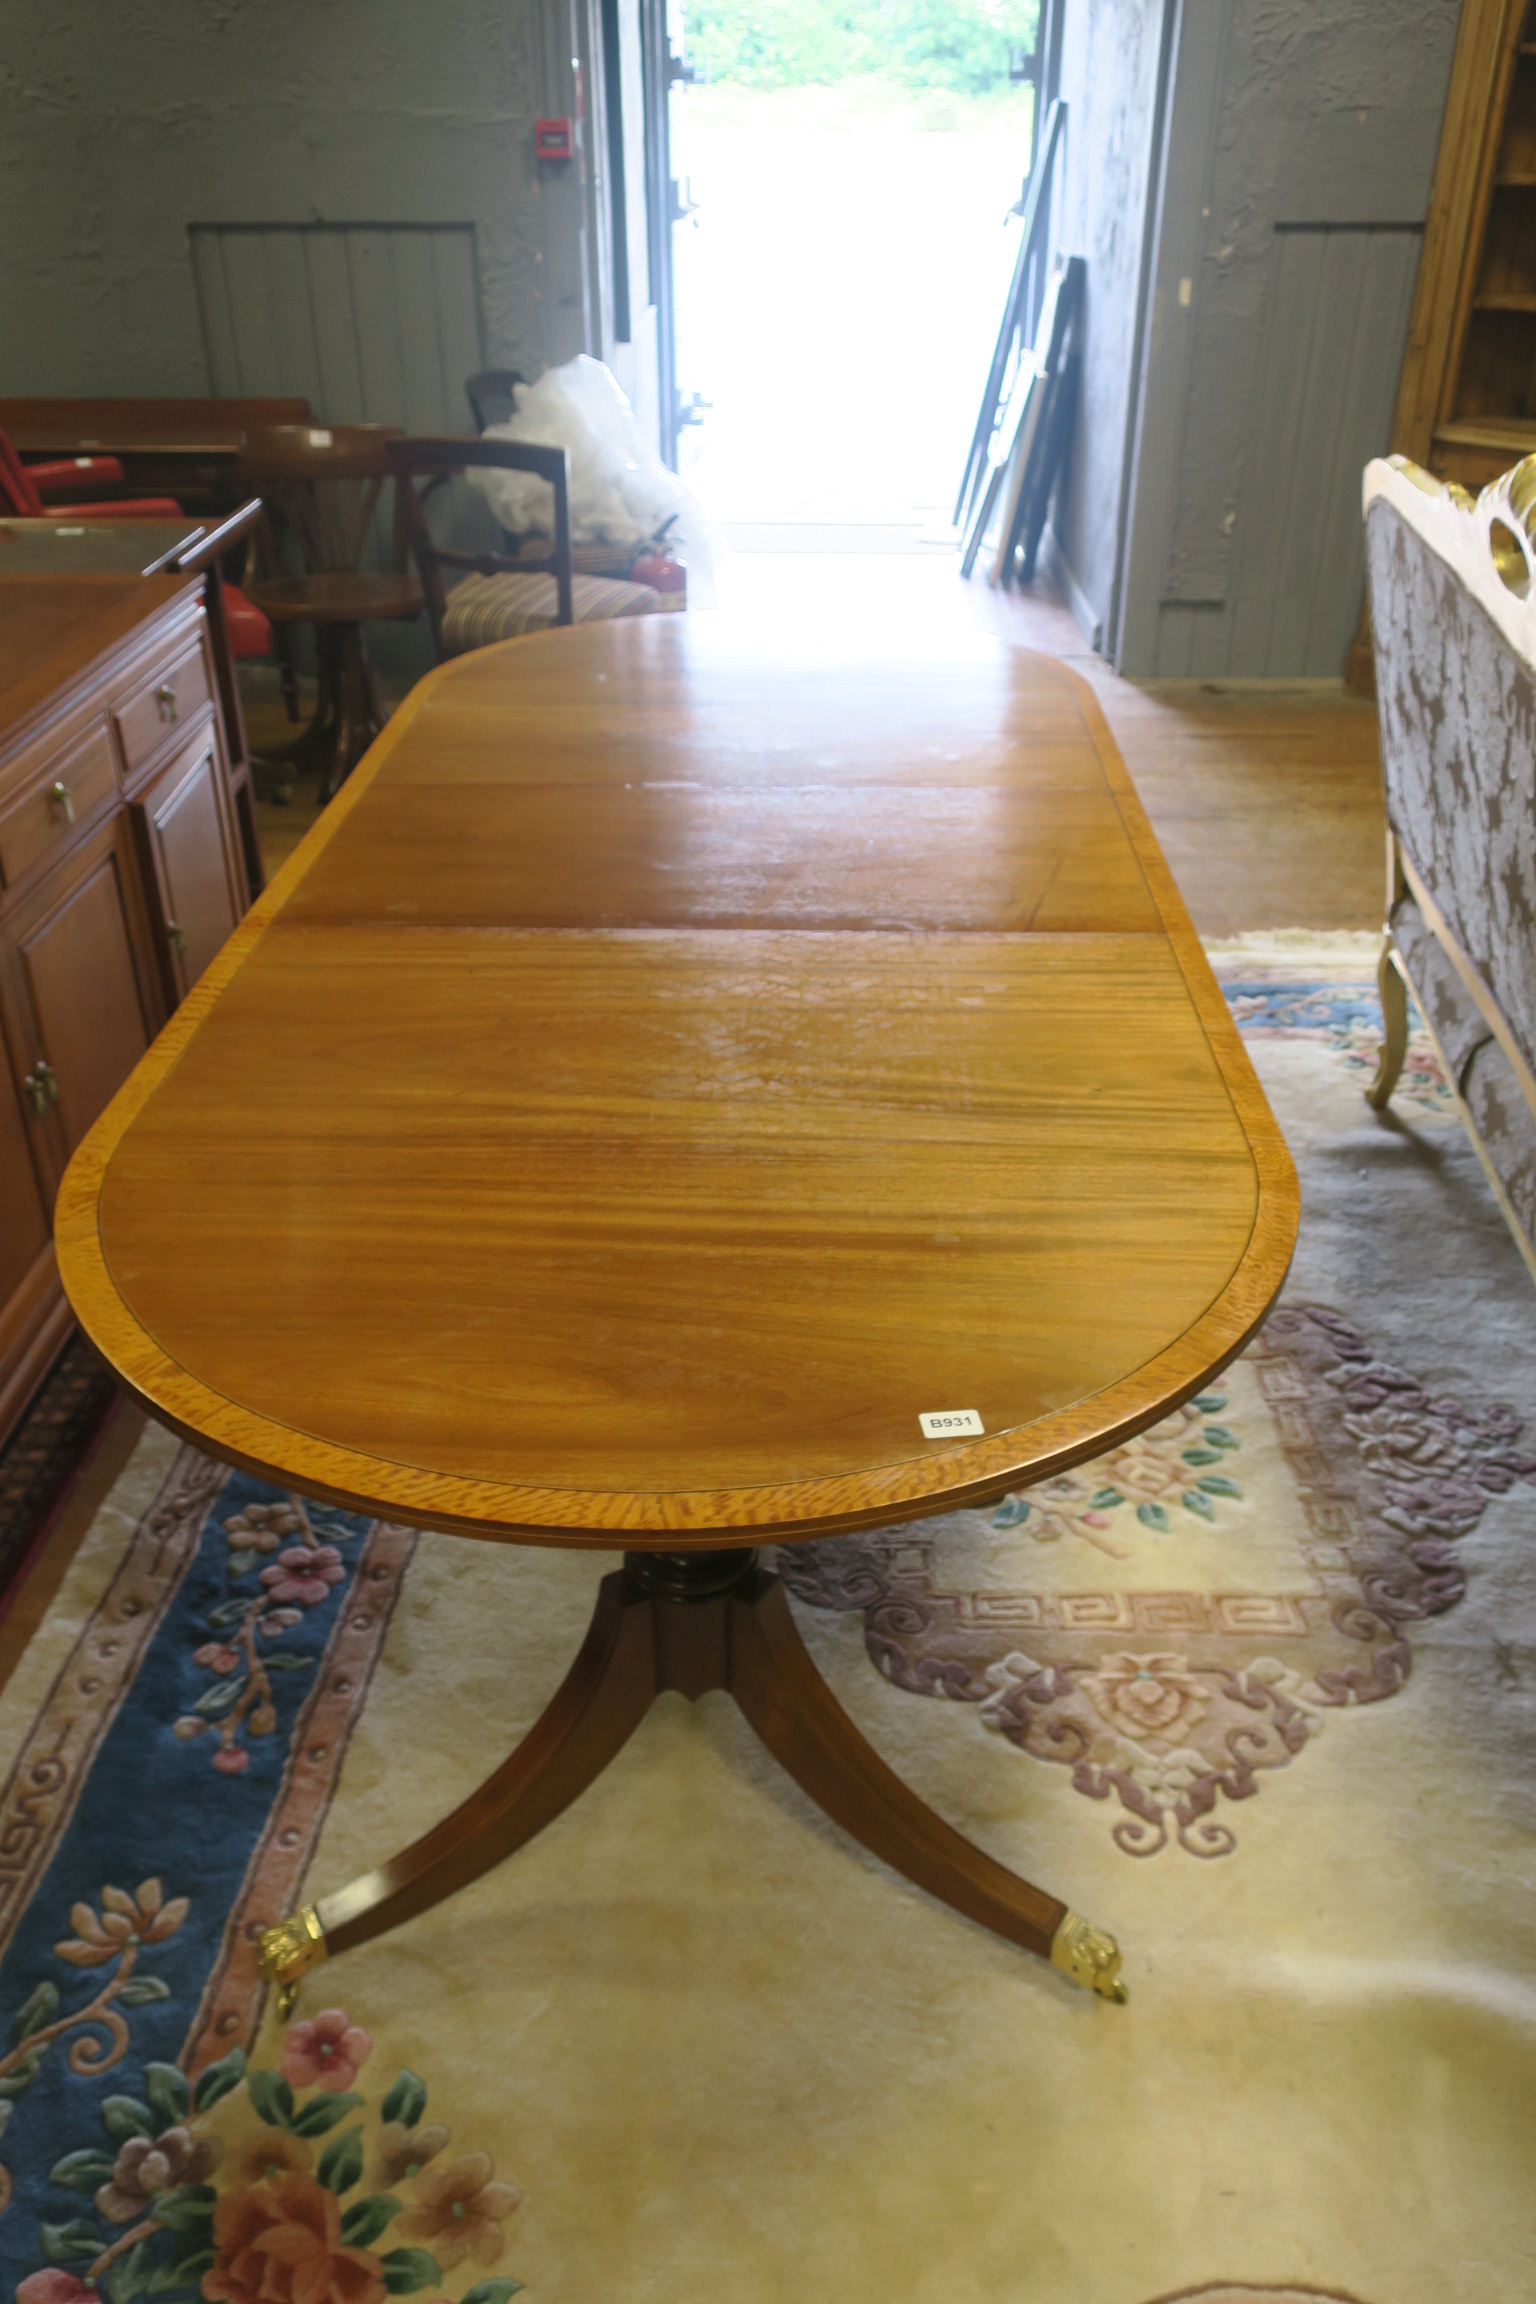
[666,0,1040,538]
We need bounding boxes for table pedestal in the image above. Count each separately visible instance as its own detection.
[257,1548,1126,2011]
[254,623,386,803]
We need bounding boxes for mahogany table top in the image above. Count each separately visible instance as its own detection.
[57,618,1297,1548]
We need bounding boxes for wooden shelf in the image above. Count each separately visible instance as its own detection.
[1474,291,1536,309]
[1435,418,1536,448]
[1496,171,1536,184]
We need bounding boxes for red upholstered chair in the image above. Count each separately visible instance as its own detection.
[0,427,271,658]
[21,454,127,495]
[0,429,181,521]
[220,586,272,657]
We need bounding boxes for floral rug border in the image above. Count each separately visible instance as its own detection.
[182,1517,417,2078]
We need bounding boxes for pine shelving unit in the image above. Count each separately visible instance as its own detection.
[1348,0,1536,686]
[1407,0,1536,492]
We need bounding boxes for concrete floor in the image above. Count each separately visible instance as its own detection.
[246,555,1387,935]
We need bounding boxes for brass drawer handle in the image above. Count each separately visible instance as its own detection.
[156,682,179,725]
[49,778,75,827]
[24,1060,59,1116]
[167,921,188,957]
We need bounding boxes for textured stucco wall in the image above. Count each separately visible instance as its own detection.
[1160,0,1459,611]
[1049,0,1172,646]
[0,0,556,396]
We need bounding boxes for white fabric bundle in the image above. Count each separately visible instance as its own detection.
[468,355,716,604]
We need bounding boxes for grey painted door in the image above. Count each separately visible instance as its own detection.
[1225,225,1422,677]
[190,223,485,432]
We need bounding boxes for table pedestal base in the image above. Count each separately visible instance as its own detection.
[253,623,385,804]
[257,1548,1127,2010]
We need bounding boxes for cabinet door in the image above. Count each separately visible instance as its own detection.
[11,824,156,1169]
[132,720,244,1005]
[0,1010,51,1313]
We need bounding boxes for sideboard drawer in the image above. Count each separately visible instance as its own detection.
[0,718,119,888]
[114,638,213,776]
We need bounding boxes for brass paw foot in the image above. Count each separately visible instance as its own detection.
[1050,1909,1128,2002]
[257,1905,328,2022]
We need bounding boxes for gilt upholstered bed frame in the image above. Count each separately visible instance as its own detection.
[1364,453,1536,1282]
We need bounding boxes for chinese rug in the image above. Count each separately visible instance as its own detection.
[0,933,1532,2304]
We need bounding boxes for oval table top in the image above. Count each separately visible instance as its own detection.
[57,616,1297,1548]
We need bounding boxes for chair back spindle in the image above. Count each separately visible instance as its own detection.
[241,424,404,584]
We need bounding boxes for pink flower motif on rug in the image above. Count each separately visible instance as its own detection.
[175,1502,371,1778]
[261,1545,346,1606]
[16,2274,94,2304]
[281,2009,373,2093]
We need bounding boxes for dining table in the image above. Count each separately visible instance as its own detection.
[56,612,1298,2014]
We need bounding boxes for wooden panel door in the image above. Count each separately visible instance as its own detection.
[10,823,157,1172]
[132,720,244,1005]
[0,1007,52,1311]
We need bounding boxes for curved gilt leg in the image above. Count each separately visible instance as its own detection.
[726,1573,1126,2000]
[1367,936,1409,1110]
[259,1571,657,2015]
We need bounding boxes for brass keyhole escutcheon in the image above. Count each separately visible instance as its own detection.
[24,1060,59,1117]
[50,779,75,827]
[156,682,179,725]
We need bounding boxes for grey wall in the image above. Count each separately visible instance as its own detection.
[1114,0,1461,677]
[0,0,594,410]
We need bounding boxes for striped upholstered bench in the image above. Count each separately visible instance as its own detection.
[440,567,658,653]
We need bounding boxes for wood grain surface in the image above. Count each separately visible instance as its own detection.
[56,618,1298,1547]
[0,575,197,747]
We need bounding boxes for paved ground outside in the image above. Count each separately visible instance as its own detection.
[672,81,1036,526]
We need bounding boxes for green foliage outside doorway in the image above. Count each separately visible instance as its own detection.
[684,0,1040,97]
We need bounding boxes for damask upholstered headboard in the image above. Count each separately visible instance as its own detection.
[1363,453,1536,1278]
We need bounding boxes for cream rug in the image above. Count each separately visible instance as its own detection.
[1,934,1532,2304]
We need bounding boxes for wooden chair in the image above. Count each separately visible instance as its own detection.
[389,437,659,663]
[464,369,526,432]
[241,424,423,797]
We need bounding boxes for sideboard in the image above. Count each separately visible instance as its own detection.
[0,573,250,1440]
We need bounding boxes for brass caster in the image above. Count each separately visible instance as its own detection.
[1050,1909,1128,2003]
[257,1904,328,2021]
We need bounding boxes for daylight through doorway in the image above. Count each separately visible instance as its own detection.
[669,0,1040,533]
